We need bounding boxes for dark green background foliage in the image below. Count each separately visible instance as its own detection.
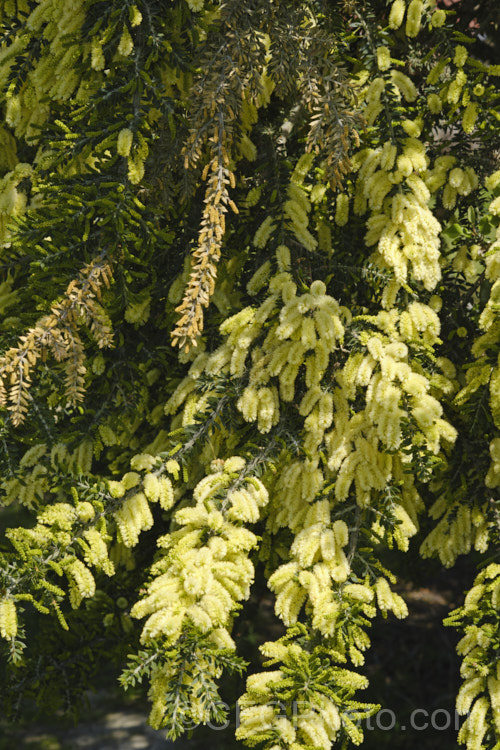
[0,1,499,749]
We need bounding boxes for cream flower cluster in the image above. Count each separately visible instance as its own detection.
[284,181,318,252]
[113,491,154,547]
[64,557,96,608]
[237,276,346,415]
[0,162,32,246]
[328,313,456,504]
[270,458,327,531]
[236,639,369,750]
[168,270,456,504]
[166,269,456,561]
[252,163,318,254]
[268,500,350,634]
[148,641,231,730]
[421,497,489,568]
[2,445,185,628]
[111,462,176,548]
[2,462,48,508]
[0,0,87,141]
[238,687,341,750]
[0,0,146,224]
[6,493,116,612]
[350,25,481,300]
[427,39,485,136]
[268,495,409,660]
[131,456,268,646]
[269,448,418,549]
[0,598,17,640]
[261,304,455,554]
[388,0,427,36]
[373,577,408,618]
[355,140,442,293]
[166,271,348,436]
[449,564,500,750]
[442,164,479,210]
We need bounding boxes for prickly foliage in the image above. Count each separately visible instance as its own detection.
[0,1,500,748]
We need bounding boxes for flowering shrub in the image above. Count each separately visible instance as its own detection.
[0,1,499,748]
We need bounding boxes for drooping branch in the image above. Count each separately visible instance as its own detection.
[0,256,114,425]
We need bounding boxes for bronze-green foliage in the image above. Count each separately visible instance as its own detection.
[0,0,499,747]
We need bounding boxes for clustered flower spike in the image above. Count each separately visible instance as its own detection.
[131,457,268,645]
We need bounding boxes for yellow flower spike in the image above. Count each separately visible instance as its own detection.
[143,474,160,503]
[405,0,424,37]
[129,5,142,26]
[243,185,261,208]
[253,215,275,248]
[333,519,349,548]
[447,70,467,104]
[247,261,272,297]
[391,70,418,102]
[334,192,350,226]
[376,46,391,71]
[65,559,96,605]
[90,38,105,71]
[431,8,446,27]
[380,141,397,171]
[288,183,311,215]
[0,599,17,640]
[401,119,422,137]
[397,154,413,177]
[462,103,478,134]
[442,183,457,210]
[227,489,259,523]
[117,128,133,156]
[276,244,291,271]
[256,387,277,433]
[118,27,134,57]
[388,0,406,29]
[115,492,154,547]
[454,45,468,68]
[427,93,442,114]
[343,583,374,603]
[292,152,315,183]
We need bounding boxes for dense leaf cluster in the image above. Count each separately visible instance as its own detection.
[0,1,499,748]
